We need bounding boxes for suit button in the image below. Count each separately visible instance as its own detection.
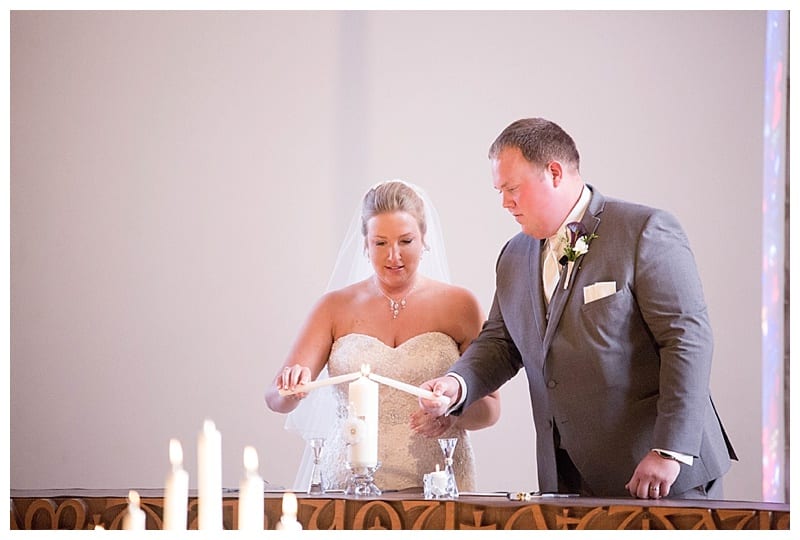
[547,380,557,389]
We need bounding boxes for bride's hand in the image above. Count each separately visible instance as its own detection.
[409,409,455,437]
[276,364,312,400]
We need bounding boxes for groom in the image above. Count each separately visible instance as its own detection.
[420,118,736,499]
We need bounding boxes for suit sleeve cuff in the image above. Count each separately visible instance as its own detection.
[444,373,467,416]
[652,448,694,466]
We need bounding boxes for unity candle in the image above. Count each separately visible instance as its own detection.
[122,490,146,530]
[197,419,222,530]
[346,365,379,468]
[238,446,265,531]
[163,439,189,530]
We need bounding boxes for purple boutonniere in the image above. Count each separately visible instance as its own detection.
[559,222,598,289]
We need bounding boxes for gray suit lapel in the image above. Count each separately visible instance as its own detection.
[543,265,572,351]
[543,186,605,351]
[528,238,547,344]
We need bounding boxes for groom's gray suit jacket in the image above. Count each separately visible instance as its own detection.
[451,185,736,496]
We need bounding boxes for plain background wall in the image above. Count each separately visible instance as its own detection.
[10,11,768,501]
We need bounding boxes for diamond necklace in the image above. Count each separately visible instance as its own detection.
[375,278,416,319]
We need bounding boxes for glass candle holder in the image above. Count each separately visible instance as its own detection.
[437,437,459,498]
[307,437,326,495]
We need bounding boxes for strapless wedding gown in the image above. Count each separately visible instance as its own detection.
[320,332,476,491]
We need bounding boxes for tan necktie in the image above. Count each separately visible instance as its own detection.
[543,241,560,303]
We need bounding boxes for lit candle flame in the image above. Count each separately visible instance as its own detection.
[128,490,140,506]
[243,445,259,474]
[169,438,183,468]
[203,419,216,434]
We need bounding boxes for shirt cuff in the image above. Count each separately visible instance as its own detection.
[444,373,467,416]
[653,448,694,466]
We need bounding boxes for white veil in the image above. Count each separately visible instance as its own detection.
[284,179,452,491]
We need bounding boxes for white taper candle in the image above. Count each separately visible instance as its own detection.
[368,372,451,406]
[278,370,361,396]
[275,492,302,530]
[163,439,189,530]
[122,490,146,530]
[197,419,222,530]
[238,445,264,531]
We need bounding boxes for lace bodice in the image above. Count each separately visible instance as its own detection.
[320,332,476,491]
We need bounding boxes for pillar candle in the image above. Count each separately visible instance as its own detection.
[122,490,146,530]
[197,419,222,530]
[275,492,302,531]
[163,438,189,530]
[238,445,264,531]
[347,366,379,468]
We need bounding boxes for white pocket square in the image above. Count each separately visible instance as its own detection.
[583,281,616,304]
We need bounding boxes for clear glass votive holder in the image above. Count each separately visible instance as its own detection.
[423,470,451,499]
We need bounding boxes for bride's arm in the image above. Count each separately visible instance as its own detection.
[453,390,501,430]
[264,293,336,414]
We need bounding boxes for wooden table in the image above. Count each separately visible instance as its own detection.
[10,489,790,530]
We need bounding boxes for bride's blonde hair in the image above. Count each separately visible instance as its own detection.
[360,180,428,244]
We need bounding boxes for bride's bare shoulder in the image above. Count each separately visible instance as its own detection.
[424,278,479,305]
[321,279,372,307]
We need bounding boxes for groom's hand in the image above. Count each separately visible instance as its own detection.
[418,375,461,416]
[624,451,681,499]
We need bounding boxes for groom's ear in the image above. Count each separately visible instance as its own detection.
[546,160,564,186]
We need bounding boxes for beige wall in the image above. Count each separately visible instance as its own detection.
[10,11,768,501]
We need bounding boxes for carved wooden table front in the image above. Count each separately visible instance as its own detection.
[10,489,790,530]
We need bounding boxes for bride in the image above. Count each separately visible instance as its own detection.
[265,180,500,491]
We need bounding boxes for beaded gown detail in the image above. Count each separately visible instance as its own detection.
[320,332,476,491]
